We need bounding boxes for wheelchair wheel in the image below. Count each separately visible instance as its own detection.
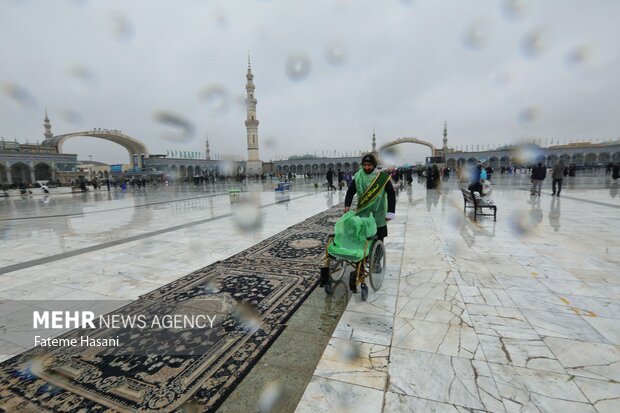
[329,259,346,282]
[368,240,386,291]
[360,283,368,301]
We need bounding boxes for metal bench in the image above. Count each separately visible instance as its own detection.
[461,188,497,222]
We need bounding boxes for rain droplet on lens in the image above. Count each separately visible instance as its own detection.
[1,82,38,109]
[336,340,360,363]
[155,111,195,143]
[232,198,263,233]
[502,0,527,20]
[521,30,543,58]
[68,65,96,86]
[110,12,134,42]
[257,380,283,413]
[463,22,488,50]
[518,107,540,123]
[61,109,83,124]
[566,45,589,67]
[199,84,229,114]
[325,42,347,66]
[285,53,312,81]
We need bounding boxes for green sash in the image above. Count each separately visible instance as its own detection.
[356,171,390,215]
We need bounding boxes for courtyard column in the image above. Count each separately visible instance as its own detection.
[5,161,12,185]
[29,161,35,183]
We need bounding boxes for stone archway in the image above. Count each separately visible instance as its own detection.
[34,162,53,181]
[42,130,149,168]
[10,162,31,185]
[378,137,436,155]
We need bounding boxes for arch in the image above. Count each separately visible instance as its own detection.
[42,130,149,168]
[599,153,611,164]
[97,171,104,179]
[187,165,194,178]
[447,158,456,168]
[560,154,571,164]
[179,165,187,178]
[352,162,359,171]
[457,158,467,166]
[488,157,498,168]
[585,153,597,166]
[195,165,202,176]
[378,137,436,155]
[104,171,109,178]
[343,162,351,172]
[572,153,584,165]
[34,162,53,181]
[304,164,311,173]
[10,162,32,185]
[500,156,510,167]
[467,157,477,165]
[320,163,326,173]
[335,162,342,171]
[0,163,7,184]
[612,152,620,162]
[547,154,558,166]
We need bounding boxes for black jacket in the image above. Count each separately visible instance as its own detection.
[531,165,547,180]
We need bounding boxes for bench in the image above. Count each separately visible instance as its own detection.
[461,189,497,221]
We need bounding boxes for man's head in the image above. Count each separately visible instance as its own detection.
[361,154,377,174]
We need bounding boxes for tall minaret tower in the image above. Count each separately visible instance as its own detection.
[205,137,211,160]
[245,54,262,175]
[442,121,448,155]
[43,110,53,141]
[372,127,377,154]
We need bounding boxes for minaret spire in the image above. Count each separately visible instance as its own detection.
[443,121,448,152]
[205,136,211,160]
[43,109,53,141]
[372,127,377,154]
[245,54,262,175]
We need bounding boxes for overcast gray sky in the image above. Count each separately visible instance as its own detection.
[1,0,619,165]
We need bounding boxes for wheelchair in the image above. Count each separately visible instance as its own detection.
[319,234,386,301]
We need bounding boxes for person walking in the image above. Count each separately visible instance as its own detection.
[326,168,336,190]
[551,160,565,197]
[530,162,546,196]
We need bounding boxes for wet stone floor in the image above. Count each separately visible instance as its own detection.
[1,175,619,412]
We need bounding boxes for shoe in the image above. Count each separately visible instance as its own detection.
[557,194,560,197]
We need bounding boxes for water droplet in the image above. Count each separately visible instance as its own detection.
[325,42,347,66]
[335,340,360,362]
[232,198,262,233]
[518,107,541,123]
[502,0,527,20]
[257,380,283,413]
[566,45,589,67]
[463,22,488,50]
[155,111,195,143]
[61,109,83,125]
[1,82,38,109]
[109,13,134,42]
[199,84,229,115]
[521,30,543,58]
[285,53,312,81]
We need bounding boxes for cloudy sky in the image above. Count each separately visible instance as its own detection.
[1,0,619,165]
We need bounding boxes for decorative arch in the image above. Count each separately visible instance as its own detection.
[42,130,149,167]
[10,162,31,185]
[378,137,436,155]
[34,162,53,181]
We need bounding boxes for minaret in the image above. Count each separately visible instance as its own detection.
[44,110,53,141]
[205,137,211,160]
[245,54,262,175]
[442,121,448,154]
[372,127,377,154]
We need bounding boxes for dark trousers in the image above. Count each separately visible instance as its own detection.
[376,225,388,241]
[552,179,563,195]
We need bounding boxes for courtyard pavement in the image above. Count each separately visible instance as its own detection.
[1,174,619,412]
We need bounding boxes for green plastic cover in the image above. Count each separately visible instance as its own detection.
[327,211,377,262]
